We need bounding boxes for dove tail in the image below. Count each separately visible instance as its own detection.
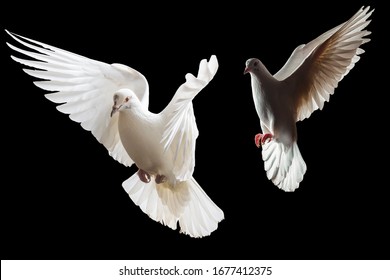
[122,174,224,238]
[262,141,307,192]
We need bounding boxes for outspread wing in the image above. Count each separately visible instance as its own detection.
[273,23,344,81]
[6,30,150,167]
[160,55,218,181]
[284,6,373,121]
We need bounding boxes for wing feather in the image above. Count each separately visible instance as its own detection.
[161,55,218,181]
[284,6,373,121]
[6,30,150,167]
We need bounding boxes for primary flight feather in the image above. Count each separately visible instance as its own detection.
[6,30,223,237]
[244,6,373,191]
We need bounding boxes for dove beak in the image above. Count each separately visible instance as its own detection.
[244,67,250,74]
[110,105,120,117]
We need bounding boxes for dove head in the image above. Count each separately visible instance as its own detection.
[111,89,140,117]
[244,58,262,74]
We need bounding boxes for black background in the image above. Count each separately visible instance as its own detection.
[1,0,387,260]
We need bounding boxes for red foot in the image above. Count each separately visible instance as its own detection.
[254,133,273,147]
[138,169,151,183]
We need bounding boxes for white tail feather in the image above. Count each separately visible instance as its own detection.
[262,141,307,192]
[122,174,224,238]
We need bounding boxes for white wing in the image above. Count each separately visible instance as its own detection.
[161,55,218,181]
[6,30,150,167]
[282,6,373,121]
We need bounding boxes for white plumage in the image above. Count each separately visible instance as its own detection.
[6,30,223,237]
[244,6,373,191]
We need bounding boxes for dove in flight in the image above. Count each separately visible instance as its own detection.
[244,6,373,191]
[6,30,224,237]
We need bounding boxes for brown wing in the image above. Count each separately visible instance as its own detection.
[286,6,373,121]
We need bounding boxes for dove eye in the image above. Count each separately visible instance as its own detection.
[125,97,129,102]
[254,61,258,67]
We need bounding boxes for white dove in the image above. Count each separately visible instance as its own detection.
[244,6,373,191]
[6,30,224,237]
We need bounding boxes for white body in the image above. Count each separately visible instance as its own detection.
[118,112,168,177]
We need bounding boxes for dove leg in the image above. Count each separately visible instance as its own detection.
[254,133,273,147]
[155,174,167,184]
[137,169,151,183]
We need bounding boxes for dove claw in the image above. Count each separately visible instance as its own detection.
[254,133,273,147]
[138,169,151,183]
[155,174,167,184]
[254,133,262,148]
